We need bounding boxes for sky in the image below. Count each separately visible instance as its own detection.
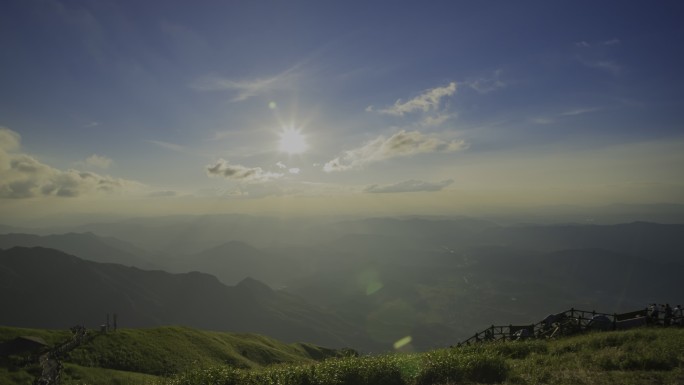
[1,0,684,223]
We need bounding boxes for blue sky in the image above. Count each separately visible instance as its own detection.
[1,0,683,221]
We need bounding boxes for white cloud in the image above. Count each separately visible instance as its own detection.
[206,159,283,183]
[375,82,457,116]
[323,130,467,172]
[365,179,454,193]
[82,154,112,169]
[276,161,300,174]
[0,128,21,152]
[0,127,139,198]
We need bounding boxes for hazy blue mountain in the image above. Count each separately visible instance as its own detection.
[172,241,301,286]
[0,247,371,350]
[471,222,684,263]
[71,214,330,254]
[0,232,155,268]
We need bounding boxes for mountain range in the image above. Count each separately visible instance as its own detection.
[0,247,371,350]
[1,215,683,351]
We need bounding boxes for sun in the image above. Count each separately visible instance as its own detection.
[278,126,308,154]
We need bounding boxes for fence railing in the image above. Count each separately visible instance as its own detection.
[458,307,682,345]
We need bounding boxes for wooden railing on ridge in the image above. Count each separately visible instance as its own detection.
[458,307,682,346]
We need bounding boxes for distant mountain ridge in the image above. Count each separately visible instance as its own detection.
[0,232,155,268]
[0,247,371,350]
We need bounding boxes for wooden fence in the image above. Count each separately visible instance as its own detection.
[459,307,682,345]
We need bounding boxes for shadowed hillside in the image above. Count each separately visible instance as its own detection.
[0,247,371,350]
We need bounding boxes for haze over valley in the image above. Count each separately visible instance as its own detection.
[2,211,683,352]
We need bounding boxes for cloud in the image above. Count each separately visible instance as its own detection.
[0,128,21,152]
[420,113,454,127]
[559,107,601,116]
[0,127,139,198]
[533,106,602,124]
[588,60,622,75]
[81,154,112,169]
[191,71,296,102]
[575,39,621,48]
[206,159,283,182]
[323,130,467,172]
[465,69,506,94]
[147,190,177,197]
[374,82,457,116]
[531,117,554,125]
[276,161,300,174]
[365,179,454,193]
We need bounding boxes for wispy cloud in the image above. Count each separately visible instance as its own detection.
[575,39,621,48]
[559,107,601,116]
[0,127,141,198]
[323,130,466,172]
[82,121,101,128]
[206,159,283,182]
[370,82,457,116]
[574,38,623,75]
[587,60,622,75]
[532,106,601,125]
[191,65,298,102]
[365,179,454,193]
[465,69,506,94]
[149,140,186,153]
[531,117,555,125]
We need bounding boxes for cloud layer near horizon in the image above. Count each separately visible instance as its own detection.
[206,159,283,182]
[0,127,137,198]
[365,179,454,193]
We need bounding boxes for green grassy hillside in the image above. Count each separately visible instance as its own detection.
[157,328,684,385]
[0,325,352,385]
[3,325,683,385]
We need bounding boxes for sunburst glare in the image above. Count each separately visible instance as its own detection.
[278,126,308,155]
